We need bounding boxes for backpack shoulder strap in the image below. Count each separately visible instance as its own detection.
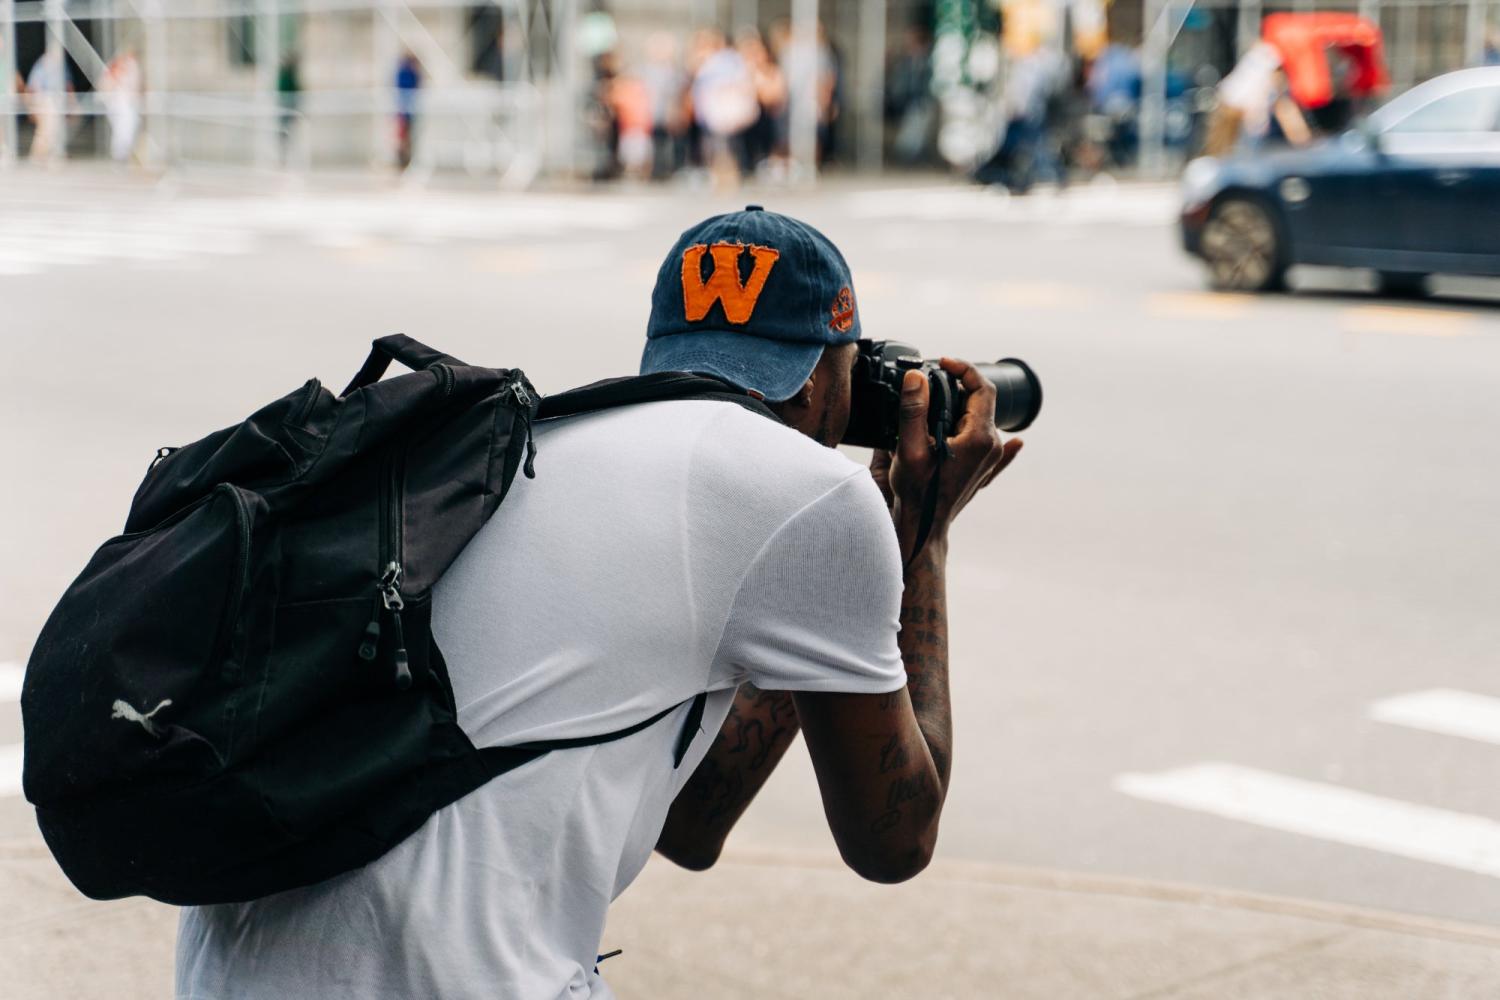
[480,690,709,771]
[537,372,779,424]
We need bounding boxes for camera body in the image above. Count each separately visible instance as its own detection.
[841,340,1042,451]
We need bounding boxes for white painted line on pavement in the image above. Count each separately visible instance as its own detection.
[0,744,21,798]
[1370,689,1500,747]
[1114,762,1500,878]
[0,662,21,704]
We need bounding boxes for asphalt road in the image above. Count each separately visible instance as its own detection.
[3,168,1499,928]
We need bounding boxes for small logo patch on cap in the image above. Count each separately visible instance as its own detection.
[830,286,856,333]
[681,242,781,325]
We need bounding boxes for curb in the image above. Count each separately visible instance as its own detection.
[715,845,1500,949]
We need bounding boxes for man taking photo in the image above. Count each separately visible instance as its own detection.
[176,205,1023,999]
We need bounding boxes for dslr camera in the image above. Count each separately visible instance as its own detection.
[841,340,1042,451]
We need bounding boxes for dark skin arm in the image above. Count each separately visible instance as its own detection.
[657,361,1021,880]
[790,537,952,881]
[655,682,800,870]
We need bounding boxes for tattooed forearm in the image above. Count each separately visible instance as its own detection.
[656,682,802,867]
[897,540,952,786]
[859,540,953,844]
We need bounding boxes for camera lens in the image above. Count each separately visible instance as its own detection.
[977,359,1043,432]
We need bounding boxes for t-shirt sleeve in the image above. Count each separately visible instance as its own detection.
[711,469,906,694]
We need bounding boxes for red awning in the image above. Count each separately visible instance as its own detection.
[1262,12,1390,109]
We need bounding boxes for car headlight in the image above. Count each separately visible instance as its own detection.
[1181,157,1223,208]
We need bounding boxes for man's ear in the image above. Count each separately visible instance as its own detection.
[786,376,815,411]
[768,376,816,430]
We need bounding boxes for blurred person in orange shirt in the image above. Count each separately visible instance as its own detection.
[608,63,653,181]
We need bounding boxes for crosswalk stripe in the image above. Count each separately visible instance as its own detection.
[1370,689,1500,747]
[0,194,651,278]
[1115,762,1500,878]
[0,744,21,798]
[0,662,21,704]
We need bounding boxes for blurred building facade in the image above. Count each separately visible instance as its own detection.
[1,0,1495,177]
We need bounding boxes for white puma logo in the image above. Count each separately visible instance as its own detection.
[111,698,173,737]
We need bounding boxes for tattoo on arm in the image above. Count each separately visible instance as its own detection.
[661,682,801,849]
[897,544,952,784]
[864,542,951,840]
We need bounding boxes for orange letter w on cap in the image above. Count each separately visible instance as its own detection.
[681,243,781,325]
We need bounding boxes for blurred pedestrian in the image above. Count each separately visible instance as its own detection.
[736,27,787,178]
[886,24,936,165]
[101,48,142,165]
[1085,41,1142,167]
[975,45,1067,192]
[587,51,622,181]
[1205,42,1308,156]
[681,29,717,172]
[25,48,72,165]
[395,51,422,170]
[820,26,844,165]
[690,29,757,188]
[607,58,653,181]
[277,53,301,166]
[774,19,839,168]
[639,33,685,179]
[477,24,506,81]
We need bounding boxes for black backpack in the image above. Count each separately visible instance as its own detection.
[22,335,775,905]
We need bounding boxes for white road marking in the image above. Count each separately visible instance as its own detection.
[0,662,21,703]
[1370,689,1500,747]
[0,744,21,798]
[0,193,650,277]
[1115,762,1500,878]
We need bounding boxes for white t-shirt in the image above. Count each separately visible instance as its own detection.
[176,399,906,1000]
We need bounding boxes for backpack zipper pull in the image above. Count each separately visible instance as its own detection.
[389,608,411,690]
[512,382,538,479]
[379,562,411,690]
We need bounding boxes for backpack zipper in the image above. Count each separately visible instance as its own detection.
[378,561,410,690]
[218,486,254,680]
[359,454,410,689]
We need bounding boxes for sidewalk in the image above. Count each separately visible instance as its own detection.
[3,836,1497,999]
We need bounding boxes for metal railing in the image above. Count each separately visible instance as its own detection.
[1,83,544,186]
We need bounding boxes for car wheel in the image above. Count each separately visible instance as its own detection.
[1377,271,1429,298]
[1200,198,1287,293]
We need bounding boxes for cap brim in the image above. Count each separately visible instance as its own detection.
[640,331,824,403]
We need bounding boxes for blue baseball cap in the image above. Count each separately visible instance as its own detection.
[641,206,861,402]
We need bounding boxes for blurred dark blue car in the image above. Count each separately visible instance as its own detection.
[1180,67,1500,294]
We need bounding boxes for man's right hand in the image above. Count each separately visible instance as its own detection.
[874,359,1024,562]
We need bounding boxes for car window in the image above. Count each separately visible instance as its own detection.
[1384,85,1499,134]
